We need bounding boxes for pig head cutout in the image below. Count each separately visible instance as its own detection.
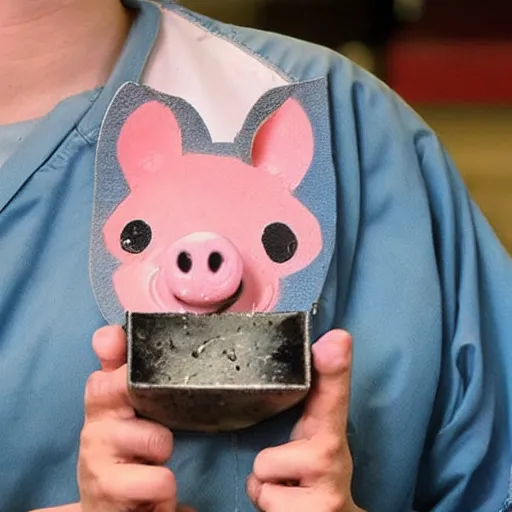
[102,97,323,314]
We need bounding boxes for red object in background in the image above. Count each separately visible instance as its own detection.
[387,39,512,104]
[386,1,512,104]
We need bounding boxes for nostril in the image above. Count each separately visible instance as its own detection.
[177,252,193,273]
[208,252,223,273]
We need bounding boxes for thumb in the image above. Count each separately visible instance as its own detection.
[92,325,127,372]
[303,329,353,435]
[30,505,81,511]
[154,505,196,512]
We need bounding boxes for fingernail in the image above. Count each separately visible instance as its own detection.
[92,326,110,343]
[313,330,351,371]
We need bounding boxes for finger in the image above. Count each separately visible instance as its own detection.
[304,330,353,435]
[246,473,263,506]
[95,465,176,506]
[92,325,127,372]
[84,366,133,420]
[31,505,81,512]
[81,417,173,464]
[254,440,316,483]
[155,506,196,512]
[248,481,344,512]
[110,418,173,464]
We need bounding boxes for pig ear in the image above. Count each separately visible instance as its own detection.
[117,101,182,190]
[251,98,314,191]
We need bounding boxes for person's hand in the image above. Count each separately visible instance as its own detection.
[31,505,81,512]
[78,325,194,512]
[246,330,365,512]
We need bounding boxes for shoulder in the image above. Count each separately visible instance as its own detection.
[141,2,427,140]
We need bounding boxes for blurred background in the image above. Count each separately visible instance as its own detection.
[180,0,512,253]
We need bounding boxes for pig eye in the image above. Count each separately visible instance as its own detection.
[120,220,152,254]
[262,223,298,263]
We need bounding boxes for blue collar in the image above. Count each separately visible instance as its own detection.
[78,0,161,142]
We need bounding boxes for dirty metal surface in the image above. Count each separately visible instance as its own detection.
[127,311,311,432]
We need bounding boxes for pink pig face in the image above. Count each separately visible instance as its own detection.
[103,98,323,314]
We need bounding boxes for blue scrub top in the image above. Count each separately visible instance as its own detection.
[0,1,511,511]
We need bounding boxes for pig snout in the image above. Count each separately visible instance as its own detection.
[160,232,244,307]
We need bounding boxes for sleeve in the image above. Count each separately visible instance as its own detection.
[410,112,512,512]
[327,62,512,512]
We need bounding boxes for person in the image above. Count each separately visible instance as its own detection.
[0,1,511,511]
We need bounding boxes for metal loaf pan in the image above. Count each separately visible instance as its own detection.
[126,311,311,432]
